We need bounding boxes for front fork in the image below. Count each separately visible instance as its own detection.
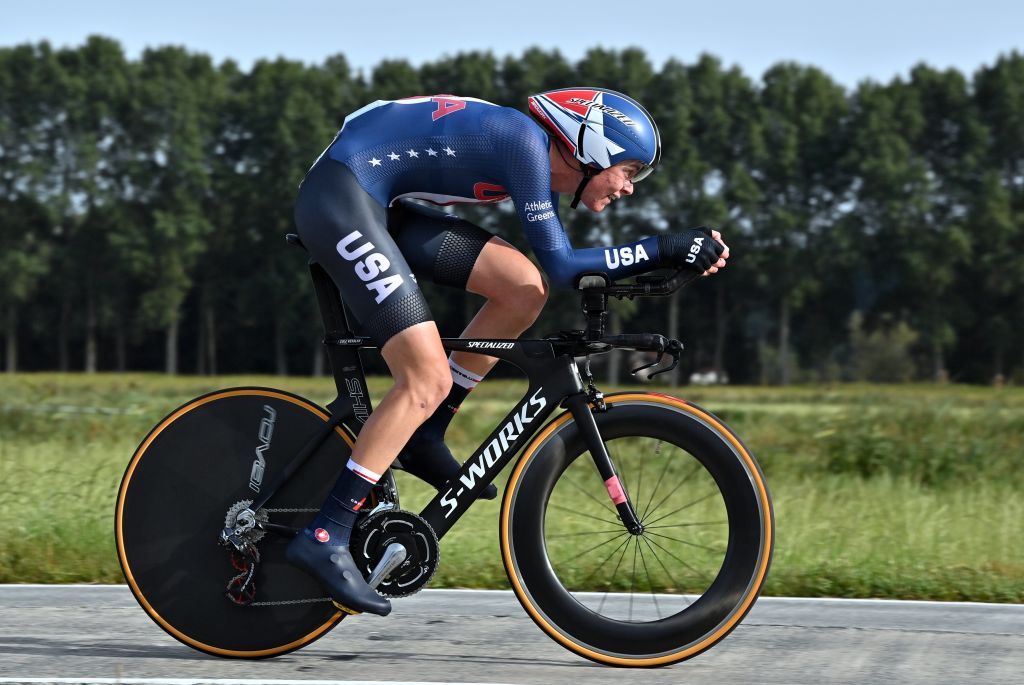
[563,393,644,535]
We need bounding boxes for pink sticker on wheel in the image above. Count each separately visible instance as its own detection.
[604,475,627,504]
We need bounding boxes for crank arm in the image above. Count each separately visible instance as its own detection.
[258,521,301,537]
[367,542,407,589]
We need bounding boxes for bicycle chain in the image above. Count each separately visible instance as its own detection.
[251,596,333,606]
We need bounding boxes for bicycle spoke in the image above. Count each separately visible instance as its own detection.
[562,530,630,564]
[636,536,662,620]
[638,445,676,520]
[644,490,721,528]
[577,534,633,591]
[559,472,619,517]
[547,529,627,538]
[645,520,728,530]
[646,530,726,555]
[548,503,621,528]
[633,439,647,512]
[628,538,639,622]
[644,533,715,585]
[597,535,634,614]
[642,460,704,522]
[640,535,693,610]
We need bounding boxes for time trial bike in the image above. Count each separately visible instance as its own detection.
[114,233,773,667]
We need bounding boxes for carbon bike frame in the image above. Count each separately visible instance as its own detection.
[247,260,639,540]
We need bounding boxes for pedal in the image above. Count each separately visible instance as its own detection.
[332,600,363,616]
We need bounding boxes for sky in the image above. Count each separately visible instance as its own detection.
[1,0,1021,89]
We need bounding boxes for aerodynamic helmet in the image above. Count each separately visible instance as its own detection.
[528,87,662,183]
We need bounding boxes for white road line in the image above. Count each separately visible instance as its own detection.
[0,680,517,685]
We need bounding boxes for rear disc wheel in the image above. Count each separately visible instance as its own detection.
[116,387,358,658]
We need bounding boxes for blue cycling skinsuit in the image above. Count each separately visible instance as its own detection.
[294,94,665,345]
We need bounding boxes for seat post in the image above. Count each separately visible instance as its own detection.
[309,261,353,341]
[307,261,365,406]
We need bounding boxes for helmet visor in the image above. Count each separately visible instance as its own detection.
[630,162,656,183]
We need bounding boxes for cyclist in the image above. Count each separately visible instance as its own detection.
[288,88,729,616]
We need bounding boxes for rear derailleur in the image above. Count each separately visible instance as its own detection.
[219,500,268,606]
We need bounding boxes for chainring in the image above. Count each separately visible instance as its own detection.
[349,510,439,598]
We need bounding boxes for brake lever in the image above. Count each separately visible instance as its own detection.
[648,339,684,379]
[631,352,664,376]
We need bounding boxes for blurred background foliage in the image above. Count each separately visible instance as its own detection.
[1,38,1023,385]
[1,375,1021,598]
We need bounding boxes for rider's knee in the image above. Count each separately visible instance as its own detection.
[500,275,548,328]
[394,366,453,415]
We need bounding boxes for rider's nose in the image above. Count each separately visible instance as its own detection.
[622,181,635,196]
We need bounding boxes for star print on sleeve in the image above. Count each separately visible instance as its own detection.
[387,152,401,161]
[426,148,438,156]
[443,146,456,156]
[406,149,419,158]
[368,157,382,167]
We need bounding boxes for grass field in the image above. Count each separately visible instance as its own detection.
[0,373,1022,601]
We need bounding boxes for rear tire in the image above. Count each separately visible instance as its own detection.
[501,392,773,667]
[116,387,361,658]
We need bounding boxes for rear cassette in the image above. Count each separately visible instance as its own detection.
[349,510,439,598]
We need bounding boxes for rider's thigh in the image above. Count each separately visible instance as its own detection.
[388,201,546,313]
[388,199,492,290]
[380,320,452,406]
[467,236,549,311]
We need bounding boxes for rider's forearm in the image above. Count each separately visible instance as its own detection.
[534,235,663,288]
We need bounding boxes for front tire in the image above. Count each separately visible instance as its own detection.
[500,393,773,667]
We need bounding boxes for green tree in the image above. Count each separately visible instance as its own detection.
[51,37,136,372]
[972,52,1024,381]
[227,58,351,374]
[844,70,980,382]
[675,55,765,383]
[114,46,223,373]
[499,48,574,107]
[0,196,51,371]
[753,63,850,384]
[903,65,983,379]
[369,60,422,101]
[420,51,499,102]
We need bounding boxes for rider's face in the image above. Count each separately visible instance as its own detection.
[581,162,643,212]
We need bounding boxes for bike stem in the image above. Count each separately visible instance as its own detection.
[563,393,644,535]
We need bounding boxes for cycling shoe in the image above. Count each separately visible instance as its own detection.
[397,439,497,499]
[285,533,392,616]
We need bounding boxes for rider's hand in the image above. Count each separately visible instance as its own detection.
[658,227,729,276]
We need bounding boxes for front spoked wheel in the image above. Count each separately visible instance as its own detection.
[501,392,773,667]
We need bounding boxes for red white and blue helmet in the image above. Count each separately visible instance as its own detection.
[528,87,662,182]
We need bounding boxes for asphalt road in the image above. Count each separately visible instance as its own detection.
[0,586,1021,685]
